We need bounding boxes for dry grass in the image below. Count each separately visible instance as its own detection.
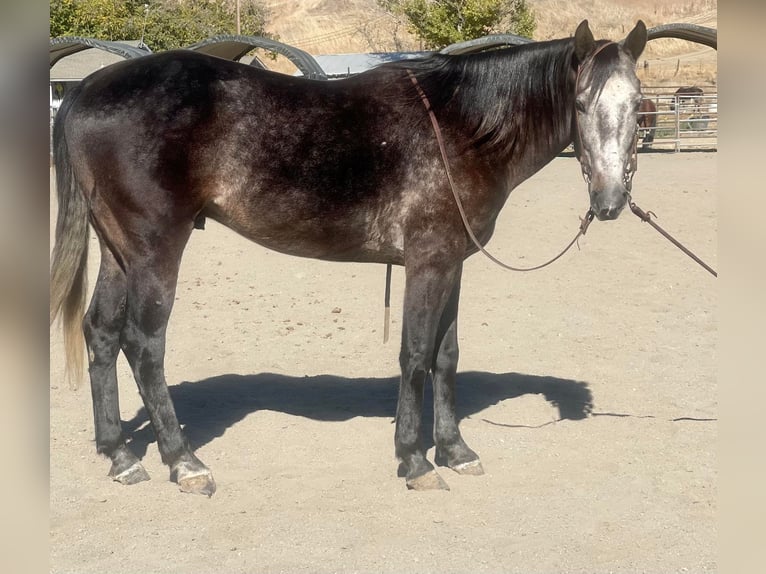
[260,0,717,87]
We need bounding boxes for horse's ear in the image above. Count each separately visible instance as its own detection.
[621,20,647,61]
[574,20,595,63]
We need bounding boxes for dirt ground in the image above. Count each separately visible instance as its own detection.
[49,151,717,573]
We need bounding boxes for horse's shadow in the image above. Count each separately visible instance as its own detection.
[123,371,593,457]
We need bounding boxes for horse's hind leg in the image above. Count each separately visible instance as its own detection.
[83,241,150,484]
[120,231,216,496]
[431,264,484,476]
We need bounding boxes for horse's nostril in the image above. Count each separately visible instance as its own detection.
[598,206,620,221]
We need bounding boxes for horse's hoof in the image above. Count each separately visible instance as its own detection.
[178,472,217,497]
[109,461,150,485]
[451,459,485,476]
[406,470,450,491]
[173,462,216,497]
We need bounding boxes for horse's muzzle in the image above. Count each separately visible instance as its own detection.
[590,187,628,221]
[594,202,625,221]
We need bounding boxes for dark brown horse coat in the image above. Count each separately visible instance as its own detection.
[50,21,647,494]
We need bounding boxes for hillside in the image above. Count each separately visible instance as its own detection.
[261,0,716,86]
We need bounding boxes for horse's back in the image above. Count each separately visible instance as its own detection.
[61,51,264,146]
[55,50,428,262]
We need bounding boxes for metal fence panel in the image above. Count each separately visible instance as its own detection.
[639,92,717,152]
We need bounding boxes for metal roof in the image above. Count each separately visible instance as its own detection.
[50,37,152,79]
[294,52,432,78]
[185,35,327,79]
[436,24,717,55]
[49,35,328,81]
[646,23,717,49]
[439,33,533,55]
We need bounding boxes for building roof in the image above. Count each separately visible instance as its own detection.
[50,38,151,80]
[294,51,432,78]
[49,35,328,81]
[186,35,327,79]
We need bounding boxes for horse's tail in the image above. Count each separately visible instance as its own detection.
[50,93,89,389]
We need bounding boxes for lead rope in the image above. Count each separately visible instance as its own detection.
[628,199,717,277]
[405,69,596,272]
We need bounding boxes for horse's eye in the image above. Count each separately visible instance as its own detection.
[575,100,587,113]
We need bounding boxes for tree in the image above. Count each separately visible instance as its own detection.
[143,1,272,50]
[50,0,272,51]
[378,0,536,49]
[50,0,138,39]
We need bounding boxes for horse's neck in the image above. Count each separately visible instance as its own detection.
[455,47,575,168]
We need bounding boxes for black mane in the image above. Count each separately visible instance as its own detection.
[382,38,578,157]
[378,37,627,159]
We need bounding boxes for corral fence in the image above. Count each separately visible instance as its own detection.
[639,87,717,152]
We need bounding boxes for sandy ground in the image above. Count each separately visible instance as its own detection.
[50,151,717,573]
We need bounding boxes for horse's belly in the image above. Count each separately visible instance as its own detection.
[206,195,404,264]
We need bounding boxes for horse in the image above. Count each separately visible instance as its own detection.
[637,97,657,150]
[50,20,647,495]
[670,86,703,113]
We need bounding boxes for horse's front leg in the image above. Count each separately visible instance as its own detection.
[431,263,484,475]
[396,242,462,491]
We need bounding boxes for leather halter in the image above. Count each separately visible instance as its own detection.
[573,41,639,190]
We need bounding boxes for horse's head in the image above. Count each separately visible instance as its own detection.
[670,86,704,111]
[572,20,646,221]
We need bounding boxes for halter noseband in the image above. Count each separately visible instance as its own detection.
[573,41,639,190]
